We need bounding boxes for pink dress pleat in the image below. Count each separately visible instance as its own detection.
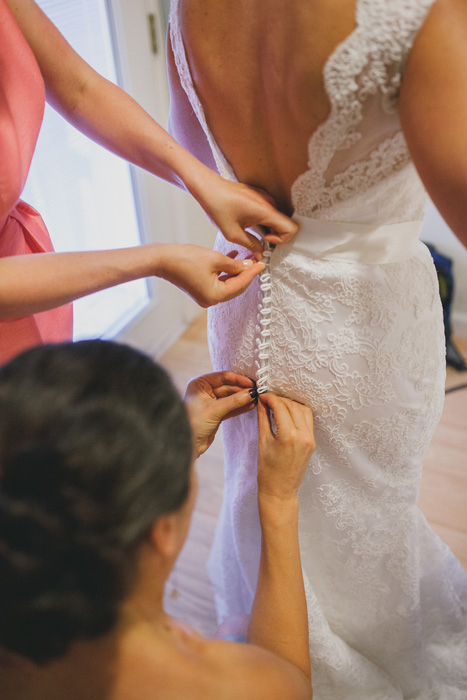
[0,0,72,364]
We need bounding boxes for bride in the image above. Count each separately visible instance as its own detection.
[167,1,467,698]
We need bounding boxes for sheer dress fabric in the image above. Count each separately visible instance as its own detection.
[0,0,72,363]
[169,1,467,697]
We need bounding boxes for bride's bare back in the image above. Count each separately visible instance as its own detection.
[169,0,357,213]
[169,0,467,242]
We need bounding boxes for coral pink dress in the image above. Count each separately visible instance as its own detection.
[0,0,72,364]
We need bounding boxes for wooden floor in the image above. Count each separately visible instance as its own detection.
[159,314,467,635]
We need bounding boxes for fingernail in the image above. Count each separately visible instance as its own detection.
[249,388,259,405]
[243,259,253,267]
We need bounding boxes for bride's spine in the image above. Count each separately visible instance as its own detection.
[255,243,273,394]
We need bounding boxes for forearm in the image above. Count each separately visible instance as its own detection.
[0,244,163,318]
[52,70,217,201]
[249,495,311,680]
[6,0,217,202]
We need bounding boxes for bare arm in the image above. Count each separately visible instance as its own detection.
[189,387,313,698]
[0,244,263,318]
[249,394,315,682]
[399,0,467,248]
[213,641,314,700]
[5,0,297,255]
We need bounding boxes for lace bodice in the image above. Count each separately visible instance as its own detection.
[169,0,437,226]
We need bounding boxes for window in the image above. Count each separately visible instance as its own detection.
[23,0,215,355]
[22,0,149,340]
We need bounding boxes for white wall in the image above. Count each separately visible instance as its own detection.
[161,0,170,26]
[421,202,467,338]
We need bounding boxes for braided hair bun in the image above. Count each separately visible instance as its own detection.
[0,341,192,664]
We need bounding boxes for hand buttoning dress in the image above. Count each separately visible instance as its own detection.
[0,0,72,364]
[169,1,467,697]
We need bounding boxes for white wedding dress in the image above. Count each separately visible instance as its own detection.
[169,1,467,697]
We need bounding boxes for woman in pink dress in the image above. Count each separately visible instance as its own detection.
[0,0,296,364]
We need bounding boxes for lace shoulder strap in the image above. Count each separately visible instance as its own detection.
[168,0,236,180]
[358,0,438,109]
[291,0,437,216]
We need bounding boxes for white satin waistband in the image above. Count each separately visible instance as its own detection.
[286,216,424,264]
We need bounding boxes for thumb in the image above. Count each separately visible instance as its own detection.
[260,208,298,237]
[224,225,265,258]
[217,254,259,275]
[220,262,264,300]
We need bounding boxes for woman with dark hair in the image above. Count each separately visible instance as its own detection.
[0,340,314,700]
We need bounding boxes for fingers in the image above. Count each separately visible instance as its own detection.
[263,227,297,246]
[264,231,294,245]
[247,185,277,208]
[224,226,265,258]
[285,401,315,451]
[244,184,298,244]
[243,233,265,258]
[217,254,259,276]
[280,398,309,432]
[213,388,257,421]
[258,393,295,434]
[213,385,248,399]
[219,262,265,300]
[259,394,315,445]
[200,370,255,393]
[260,211,298,245]
[184,373,255,407]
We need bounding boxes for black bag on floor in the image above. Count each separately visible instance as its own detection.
[426,243,467,371]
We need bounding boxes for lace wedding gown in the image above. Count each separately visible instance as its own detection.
[170,1,467,697]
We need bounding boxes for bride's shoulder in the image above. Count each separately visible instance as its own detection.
[200,636,313,700]
[120,616,311,700]
[359,0,438,41]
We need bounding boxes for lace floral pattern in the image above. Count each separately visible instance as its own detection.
[208,242,467,697]
[291,0,437,219]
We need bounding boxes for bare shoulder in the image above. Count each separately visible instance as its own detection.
[399,0,467,117]
[399,0,467,243]
[403,0,467,68]
[202,638,313,700]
